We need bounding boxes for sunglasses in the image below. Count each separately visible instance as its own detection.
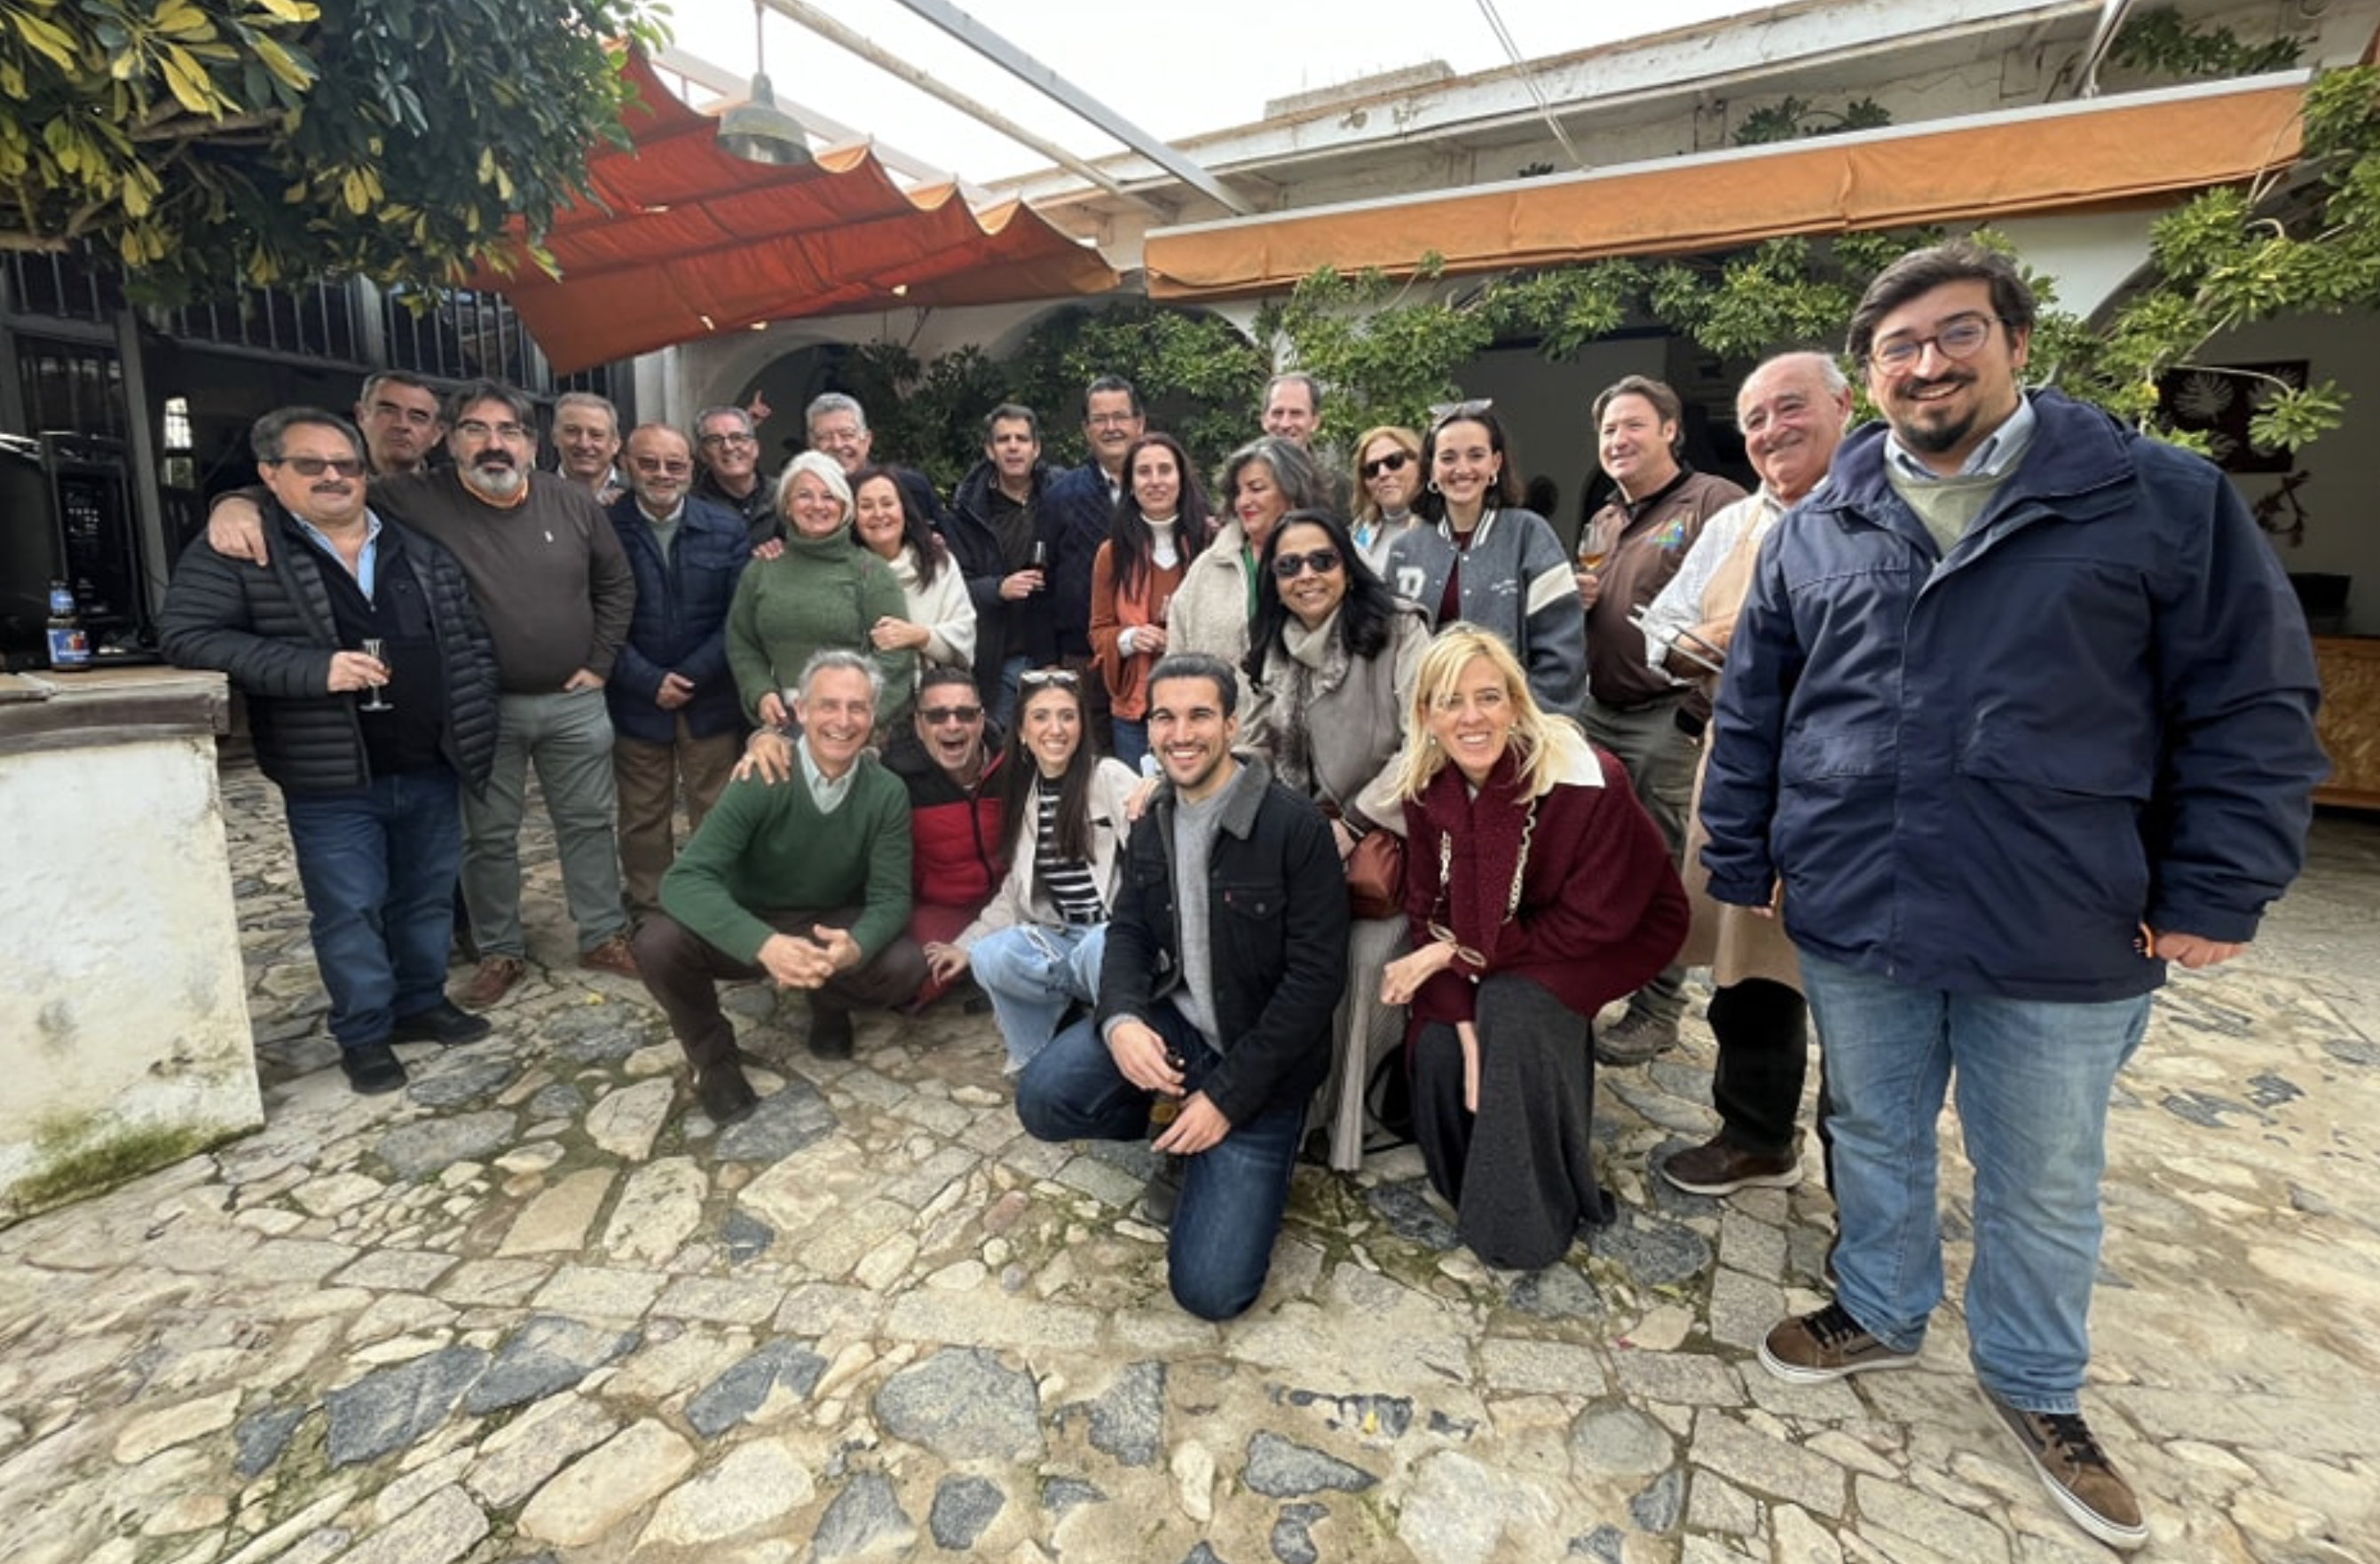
[1427,398,1494,427]
[1272,549,1343,580]
[270,456,367,478]
[919,704,983,725]
[1020,667,1080,689]
[1360,451,1411,480]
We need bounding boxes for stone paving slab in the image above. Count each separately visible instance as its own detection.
[1,765,2376,1564]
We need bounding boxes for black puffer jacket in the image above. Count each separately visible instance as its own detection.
[159,504,499,794]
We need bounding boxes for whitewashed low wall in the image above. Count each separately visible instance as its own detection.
[0,667,260,1223]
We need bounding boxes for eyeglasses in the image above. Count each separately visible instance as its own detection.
[1019,668,1080,689]
[631,456,691,476]
[1428,398,1494,426]
[269,455,367,478]
[919,704,983,725]
[1868,313,2002,374]
[1086,412,1139,429]
[454,419,530,442]
[1360,451,1411,480]
[698,430,758,449]
[1272,549,1342,580]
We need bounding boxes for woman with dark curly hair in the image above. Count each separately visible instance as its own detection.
[1241,508,1431,1169]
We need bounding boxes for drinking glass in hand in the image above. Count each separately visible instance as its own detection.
[359,638,393,711]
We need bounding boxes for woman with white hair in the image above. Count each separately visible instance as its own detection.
[727,450,913,730]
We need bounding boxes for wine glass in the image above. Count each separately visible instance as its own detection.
[359,638,393,711]
[1576,517,1616,573]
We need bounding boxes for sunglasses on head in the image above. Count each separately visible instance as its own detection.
[1427,398,1494,428]
[1019,667,1080,689]
[1272,549,1343,580]
[1360,451,1411,480]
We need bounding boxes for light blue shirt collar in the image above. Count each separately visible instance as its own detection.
[296,508,383,598]
[1886,392,2037,484]
[799,738,858,815]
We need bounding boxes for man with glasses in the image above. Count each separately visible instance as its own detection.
[691,405,779,547]
[805,391,947,531]
[354,371,445,477]
[1701,241,2324,1551]
[162,408,499,1094]
[743,664,1006,1012]
[637,650,926,1118]
[1041,375,1146,751]
[208,378,642,1007]
[1577,375,1747,1068]
[606,423,753,920]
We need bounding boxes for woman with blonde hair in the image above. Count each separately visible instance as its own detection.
[1380,624,1688,1269]
[1348,424,1422,576]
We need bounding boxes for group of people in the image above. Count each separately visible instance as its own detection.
[162,241,2327,1554]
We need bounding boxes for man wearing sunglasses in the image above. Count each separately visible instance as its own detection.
[882,666,1009,1008]
[1702,241,2324,1551]
[204,378,642,1010]
[162,407,500,1095]
[606,423,753,920]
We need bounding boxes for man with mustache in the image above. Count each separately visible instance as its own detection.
[206,379,641,1009]
[162,407,499,1094]
[1700,241,2325,1551]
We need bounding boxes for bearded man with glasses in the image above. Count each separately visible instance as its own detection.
[606,423,753,919]
[1701,241,2325,1551]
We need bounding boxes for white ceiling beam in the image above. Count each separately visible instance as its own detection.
[883,0,1256,216]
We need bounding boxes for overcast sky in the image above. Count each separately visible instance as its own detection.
[661,0,1769,183]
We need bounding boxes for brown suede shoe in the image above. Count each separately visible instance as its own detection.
[457,955,525,1010]
[1660,1137,1805,1197]
[1977,1386,2148,1550]
[577,934,639,979]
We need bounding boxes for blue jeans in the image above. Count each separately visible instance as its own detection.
[970,920,1107,1070]
[990,652,1032,732]
[282,768,463,1049]
[1800,950,2150,1413]
[1110,718,1149,774]
[463,688,628,957]
[1015,999,1304,1321]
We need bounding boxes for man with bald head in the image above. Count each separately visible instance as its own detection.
[608,422,753,917]
[1638,352,1851,1202]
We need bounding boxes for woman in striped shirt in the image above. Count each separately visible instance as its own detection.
[924,668,1140,1070]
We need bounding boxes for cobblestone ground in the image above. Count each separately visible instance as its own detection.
[4,760,2377,1564]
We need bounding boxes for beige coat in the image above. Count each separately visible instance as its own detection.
[1677,507,1801,991]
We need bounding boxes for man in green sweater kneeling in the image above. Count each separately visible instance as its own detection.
[633,649,927,1124]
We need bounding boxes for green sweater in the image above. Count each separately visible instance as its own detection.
[658,758,913,963]
[725,524,913,721]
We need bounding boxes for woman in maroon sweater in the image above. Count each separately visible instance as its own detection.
[1382,625,1688,1269]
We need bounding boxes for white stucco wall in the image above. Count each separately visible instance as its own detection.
[0,729,261,1220]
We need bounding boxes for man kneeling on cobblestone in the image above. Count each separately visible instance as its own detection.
[633,650,926,1124]
[1013,653,1346,1321]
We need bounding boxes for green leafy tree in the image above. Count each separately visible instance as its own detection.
[1005,299,1269,472]
[0,0,666,301]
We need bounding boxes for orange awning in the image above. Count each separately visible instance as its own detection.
[1145,75,2311,300]
[477,53,1119,374]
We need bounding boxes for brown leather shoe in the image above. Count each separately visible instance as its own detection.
[456,955,525,1010]
[1659,1137,1805,1197]
[577,934,639,979]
